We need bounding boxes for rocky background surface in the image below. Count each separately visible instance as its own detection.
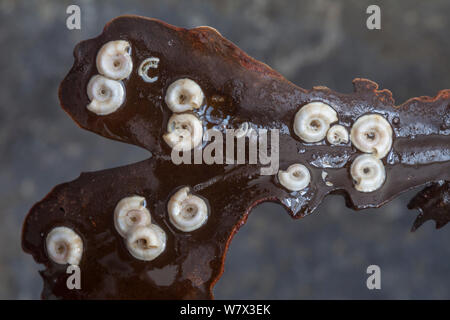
[0,0,449,299]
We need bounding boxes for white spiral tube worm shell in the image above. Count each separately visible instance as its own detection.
[96,40,133,80]
[350,114,393,159]
[138,57,160,83]
[86,75,125,115]
[327,124,349,145]
[278,163,311,191]
[168,187,209,232]
[294,102,338,143]
[163,113,203,151]
[350,154,386,192]
[46,227,83,265]
[114,196,151,238]
[125,225,166,261]
[165,78,204,113]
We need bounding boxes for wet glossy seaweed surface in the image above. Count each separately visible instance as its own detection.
[22,16,449,299]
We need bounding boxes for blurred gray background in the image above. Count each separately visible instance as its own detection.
[1,0,449,299]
